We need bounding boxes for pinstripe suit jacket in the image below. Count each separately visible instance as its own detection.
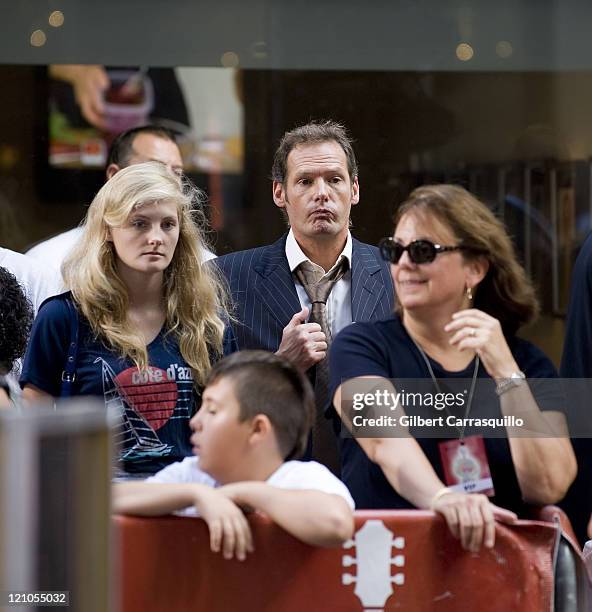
[214,234,394,352]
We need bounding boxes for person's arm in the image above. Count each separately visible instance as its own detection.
[113,482,253,561]
[20,298,71,401]
[334,381,517,552]
[446,308,577,504]
[113,481,199,516]
[49,65,110,129]
[218,482,354,547]
[0,386,11,408]
[22,384,53,405]
[499,391,576,504]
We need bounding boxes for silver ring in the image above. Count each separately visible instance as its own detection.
[470,328,477,337]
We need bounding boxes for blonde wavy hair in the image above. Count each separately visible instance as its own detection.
[394,184,539,335]
[63,161,228,386]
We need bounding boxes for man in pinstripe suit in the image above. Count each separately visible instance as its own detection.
[215,121,394,467]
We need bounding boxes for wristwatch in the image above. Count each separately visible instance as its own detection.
[495,371,526,396]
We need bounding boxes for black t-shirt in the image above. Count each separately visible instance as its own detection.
[329,315,561,515]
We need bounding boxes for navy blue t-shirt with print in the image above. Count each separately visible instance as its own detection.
[328,314,562,516]
[21,292,237,475]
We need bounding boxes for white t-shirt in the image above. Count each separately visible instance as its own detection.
[0,247,64,396]
[147,456,355,516]
[27,227,217,271]
[26,228,84,273]
[0,247,63,314]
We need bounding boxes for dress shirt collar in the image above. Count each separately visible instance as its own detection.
[285,228,352,274]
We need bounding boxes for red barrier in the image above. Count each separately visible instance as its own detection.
[114,509,588,612]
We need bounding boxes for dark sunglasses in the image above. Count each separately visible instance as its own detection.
[379,237,467,264]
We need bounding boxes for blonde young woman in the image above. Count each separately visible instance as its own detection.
[330,184,576,552]
[21,162,234,476]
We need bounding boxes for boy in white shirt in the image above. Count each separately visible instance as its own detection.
[113,351,354,561]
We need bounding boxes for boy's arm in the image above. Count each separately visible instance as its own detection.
[218,482,354,547]
[112,481,200,516]
[113,482,254,560]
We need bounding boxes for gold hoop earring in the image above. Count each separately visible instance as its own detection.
[466,285,473,301]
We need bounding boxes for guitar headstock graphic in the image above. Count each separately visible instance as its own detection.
[342,520,405,611]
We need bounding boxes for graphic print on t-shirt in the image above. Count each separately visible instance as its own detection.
[96,358,194,462]
[115,366,178,430]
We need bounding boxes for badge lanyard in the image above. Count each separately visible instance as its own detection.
[409,338,495,497]
[409,337,479,440]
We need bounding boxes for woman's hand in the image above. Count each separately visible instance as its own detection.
[444,308,519,379]
[432,490,518,552]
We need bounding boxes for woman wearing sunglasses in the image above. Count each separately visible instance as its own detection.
[329,184,576,552]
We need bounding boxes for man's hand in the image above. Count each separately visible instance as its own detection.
[194,487,254,561]
[277,307,327,371]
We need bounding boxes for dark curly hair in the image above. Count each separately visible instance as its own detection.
[0,267,33,373]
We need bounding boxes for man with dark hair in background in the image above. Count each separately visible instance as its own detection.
[215,120,394,472]
[27,125,215,269]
